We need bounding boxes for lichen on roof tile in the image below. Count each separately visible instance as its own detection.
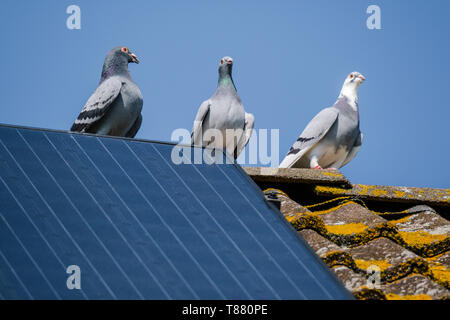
[249,171,450,300]
[383,275,449,300]
[320,201,387,229]
[391,210,450,257]
[426,252,450,289]
[298,229,341,257]
[244,167,351,186]
[315,184,450,208]
[348,238,428,283]
[332,266,367,291]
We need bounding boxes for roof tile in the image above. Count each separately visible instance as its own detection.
[348,238,428,283]
[258,168,450,300]
[383,275,449,300]
[391,211,450,257]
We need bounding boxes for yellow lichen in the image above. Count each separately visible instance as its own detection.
[426,254,450,286]
[354,259,392,271]
[391,216,411,225]
[399,231,448,246]
[386,293,432,300]
[394,190,406,198]
[369,187,389,197]
[307,200,356,216]
[429,264,450,284]
[321,171,343,178]
[358,185,370,195]
[315,185,347,195]
[326,222,368,235]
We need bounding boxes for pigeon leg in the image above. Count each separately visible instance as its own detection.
[310,156,322,169]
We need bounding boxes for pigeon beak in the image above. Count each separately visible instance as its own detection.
[227,59,233,65]
[130,53,139,64]
[358,74,366,81]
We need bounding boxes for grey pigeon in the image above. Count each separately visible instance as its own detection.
[71,46,143,138]
[191,56,254,159]
[279,71,365,169]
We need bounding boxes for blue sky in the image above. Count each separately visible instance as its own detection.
[0,0,449,188]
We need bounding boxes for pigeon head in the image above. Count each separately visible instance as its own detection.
[100,46,139,82]
[343,71,365,88]
[108,46,139,64]
[218,56,234,75]
[217,56,235,87]
[339,71,365,101]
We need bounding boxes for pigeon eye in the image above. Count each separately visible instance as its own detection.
[121,47,128,53]
[350,74,354,78]
[220,59,224,64]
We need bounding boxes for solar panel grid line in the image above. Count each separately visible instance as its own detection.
[68,136,199,300]
[74,134,228,299]
[158,144,285,299]
[99,137,245,299]
[0,135,117,299]
[17,130,146,299]
[139,142,285,299]
[186,164,308,299]
[0,249,33,299]
[145,142,278,299]
[124,142,253,299]
[40,132,165,300]
[153,144,293,299]
[70,135,227,300]
[215,164,342,299]
[0,213,61,299]
[162,144,306,298]
[187,152,311,296]
[0,176,89,300]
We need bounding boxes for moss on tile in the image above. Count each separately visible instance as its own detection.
[399,231,447,246]
[323,251,357,269]
[426,253,450,289]
[326,223,369,235]
[385,293,432,300]
[353,287,386,300]
[354,259,392,271]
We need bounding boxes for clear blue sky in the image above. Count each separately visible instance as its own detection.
[1,0,449,188]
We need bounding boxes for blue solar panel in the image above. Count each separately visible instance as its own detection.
[0,124,352,300]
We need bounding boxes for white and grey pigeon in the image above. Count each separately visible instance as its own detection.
[279,71,366,169]
[191,56,254,159]
[70,46,143,138]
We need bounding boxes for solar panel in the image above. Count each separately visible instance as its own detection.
[0,124,352,300]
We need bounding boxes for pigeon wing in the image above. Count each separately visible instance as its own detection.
[125,114,143,138]
[191,100,211,146]
[279,107,338,168]
[70,77,122,132]
[235,112,255,158]
[341,132,363,167]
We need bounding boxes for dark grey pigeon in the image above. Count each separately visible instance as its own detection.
[71,46,143,138]
[279,71,365,169]
[191,56,254,159]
